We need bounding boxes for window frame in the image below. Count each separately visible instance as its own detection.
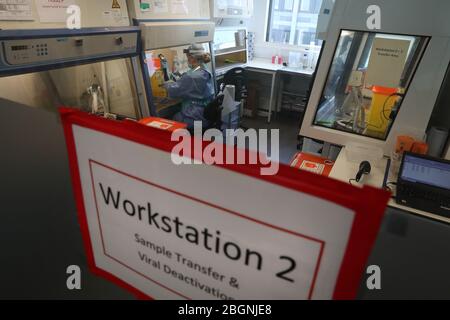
[312,29,431,142]
[265,0,323,48]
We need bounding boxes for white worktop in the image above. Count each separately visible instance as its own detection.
[246,58,315,75]
[329,148,388,188]
[330,148,450,224]
[215,58,315,76]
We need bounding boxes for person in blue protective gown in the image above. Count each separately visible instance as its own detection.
[162,44,215,130]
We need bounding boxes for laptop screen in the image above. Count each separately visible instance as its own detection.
[401,154,450,190]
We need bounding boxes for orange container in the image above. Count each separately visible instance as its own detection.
[395,135,416,154]
[152,58,161,69]
[368,86,398,134]
[411,142,429,155]
[151,70,168,98]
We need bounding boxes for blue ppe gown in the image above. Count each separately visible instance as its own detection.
[164,67,215,130]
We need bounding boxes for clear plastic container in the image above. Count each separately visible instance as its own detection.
[302,50,309,69]
[289,51,302,68]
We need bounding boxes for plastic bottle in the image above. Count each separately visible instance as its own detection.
[302,50,309,69]
[308,41,315,69]
[272,55,278,64]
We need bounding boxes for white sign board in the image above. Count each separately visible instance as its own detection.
[36,0,75,23]
[366,37,410,88]
[61,109,389,300]
[0,0,33,21]
[129,0,210,21]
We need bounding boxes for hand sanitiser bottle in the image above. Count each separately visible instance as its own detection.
[302,50,309,69]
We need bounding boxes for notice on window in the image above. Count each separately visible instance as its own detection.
[171,0,188,15]
[36,0,76,23]
[366,38,411,89]
[0,0,34,21]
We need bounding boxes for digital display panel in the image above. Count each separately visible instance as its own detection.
[11,45,29,51]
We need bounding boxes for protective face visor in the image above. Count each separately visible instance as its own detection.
[183,45,205,58]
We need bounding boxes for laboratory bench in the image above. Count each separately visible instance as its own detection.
[327,147,450,299]
[329,147,450,225]
[215,58,314,123]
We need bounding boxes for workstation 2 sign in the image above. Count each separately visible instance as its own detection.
[60,109,390,300]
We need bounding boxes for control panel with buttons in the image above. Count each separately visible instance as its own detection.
[1,31,138,67]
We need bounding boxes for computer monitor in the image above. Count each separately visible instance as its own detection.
[400,153,450,191]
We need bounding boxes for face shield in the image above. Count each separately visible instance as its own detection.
[184,44,206,68]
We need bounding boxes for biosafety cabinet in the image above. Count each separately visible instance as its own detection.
[0,1,146,299]
[0,27,148,240]
[125,0,216,118]
[138,21,216,118]
[0,27,147,118]
[300,0,450,155]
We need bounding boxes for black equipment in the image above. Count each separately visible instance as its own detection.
[397,152,450,217]
[356,161,372,183]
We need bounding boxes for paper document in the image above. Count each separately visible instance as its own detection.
[36,0,76,23]
[366,38,410,88]
[0,0,33,21]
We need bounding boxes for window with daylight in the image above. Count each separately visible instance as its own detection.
[266,0,323,46]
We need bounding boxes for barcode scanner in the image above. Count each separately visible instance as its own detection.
[356,161,372,183]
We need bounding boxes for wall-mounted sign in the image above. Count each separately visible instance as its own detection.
[140,0,152,12]
[112,0,121,9]
[171,0,188,15]
[0,0,34,21]
[36,0,75,23]
[60,108,390,300]
[154,0,169,13]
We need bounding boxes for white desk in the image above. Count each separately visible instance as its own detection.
[329,149,388,188]
[245,58,314,123]
[329,148,450,224]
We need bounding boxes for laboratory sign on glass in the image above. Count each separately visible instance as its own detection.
[314,30,429,140]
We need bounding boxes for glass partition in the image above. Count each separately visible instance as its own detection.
[0,58,141,119]
[314,30,429,140]
[144,43,213,115]
[214,29,246,54]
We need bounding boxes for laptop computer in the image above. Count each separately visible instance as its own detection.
[397,152,450,217]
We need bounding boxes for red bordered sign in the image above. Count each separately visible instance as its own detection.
[60,108,390,300]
